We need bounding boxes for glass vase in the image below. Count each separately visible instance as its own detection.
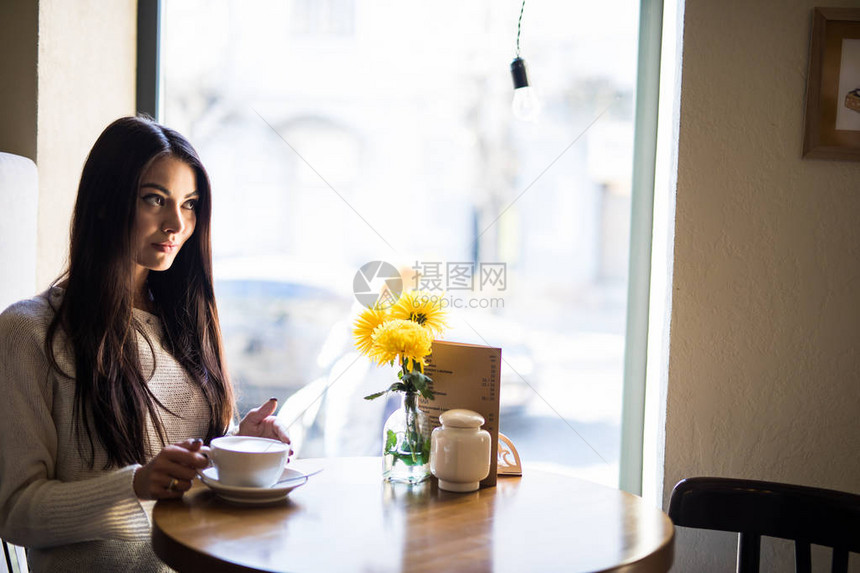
[382,391,431,484]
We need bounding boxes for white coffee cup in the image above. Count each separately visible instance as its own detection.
[205,436,289,488]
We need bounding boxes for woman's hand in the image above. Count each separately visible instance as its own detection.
[133,438,209,500]
[237,397,292,446]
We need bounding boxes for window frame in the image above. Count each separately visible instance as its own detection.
[136,0,161,119]
[136,0,665,495]
[618,0,664,496]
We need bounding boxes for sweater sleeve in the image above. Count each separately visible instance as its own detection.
[0,301,152,548]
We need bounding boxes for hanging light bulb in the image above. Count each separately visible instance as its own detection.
[510,57,540,121]
[509,0,539,121]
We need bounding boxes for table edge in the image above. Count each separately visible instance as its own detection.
[152,508,271,573]
[604,524,674,573]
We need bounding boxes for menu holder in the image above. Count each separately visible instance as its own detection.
[419,340,502,488]
[497,433,522,476]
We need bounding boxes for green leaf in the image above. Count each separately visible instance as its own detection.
[364,381,410,400]
[384,430,397,454]
[410,371,435,401]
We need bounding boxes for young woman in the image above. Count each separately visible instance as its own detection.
[0,116,289,572]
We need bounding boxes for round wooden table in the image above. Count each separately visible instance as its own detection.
[153,457,674,573]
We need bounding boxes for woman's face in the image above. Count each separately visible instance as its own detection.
[132,155,199,276]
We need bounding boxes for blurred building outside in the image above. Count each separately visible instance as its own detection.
[162,0,639,487]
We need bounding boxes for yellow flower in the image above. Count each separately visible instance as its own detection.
[370,318,433,372]
[390,290,447,336]
[353,305,390,357]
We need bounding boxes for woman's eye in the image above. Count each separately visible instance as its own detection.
[183,199,198,211]
[142,194,165,206]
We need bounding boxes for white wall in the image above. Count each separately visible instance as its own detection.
[35,0,137,287]
[664,0,860,571]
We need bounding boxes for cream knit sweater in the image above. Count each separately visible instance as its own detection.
[0,288,212,572]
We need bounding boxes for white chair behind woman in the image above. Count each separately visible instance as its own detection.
[2,540,28,573]
[0,152,37,572]
[0,152,38,312]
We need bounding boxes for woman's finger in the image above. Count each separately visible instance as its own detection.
[270,419,292,445]
[160,460,202,482]
[159,444,210,469]
[149,463,198,497]
[176,437,204,451]
[136,468,181,500]
[244,397,278,425]
[164,476,193,494]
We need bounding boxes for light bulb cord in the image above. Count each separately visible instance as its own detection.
[516,0,525,57]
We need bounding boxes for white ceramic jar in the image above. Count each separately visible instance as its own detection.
[430,409,491,492]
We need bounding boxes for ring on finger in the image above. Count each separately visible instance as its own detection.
[167,478,178,491]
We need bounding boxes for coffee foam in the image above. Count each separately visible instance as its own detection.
[216,437,288,453]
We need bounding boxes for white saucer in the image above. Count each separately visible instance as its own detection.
[199,466,308,504]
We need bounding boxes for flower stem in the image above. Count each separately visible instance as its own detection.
[404,391,419,464]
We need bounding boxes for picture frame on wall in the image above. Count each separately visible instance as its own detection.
[802,7,860,161]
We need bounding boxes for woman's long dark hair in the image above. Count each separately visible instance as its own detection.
[45,116,234,469]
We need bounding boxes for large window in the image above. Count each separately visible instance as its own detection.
[158,0,642,487]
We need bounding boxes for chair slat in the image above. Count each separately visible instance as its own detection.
[737,533,760,573]
[831,548,848,573]
[794,541,811,573]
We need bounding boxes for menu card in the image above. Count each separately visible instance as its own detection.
[418,340,502,488]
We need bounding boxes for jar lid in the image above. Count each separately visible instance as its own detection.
[439,409,485,428]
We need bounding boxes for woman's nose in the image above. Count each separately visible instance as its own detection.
[162,204,185,234]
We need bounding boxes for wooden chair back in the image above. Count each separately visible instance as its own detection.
[668,477,860,573]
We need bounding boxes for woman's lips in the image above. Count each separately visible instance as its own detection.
[152,242,179,253]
